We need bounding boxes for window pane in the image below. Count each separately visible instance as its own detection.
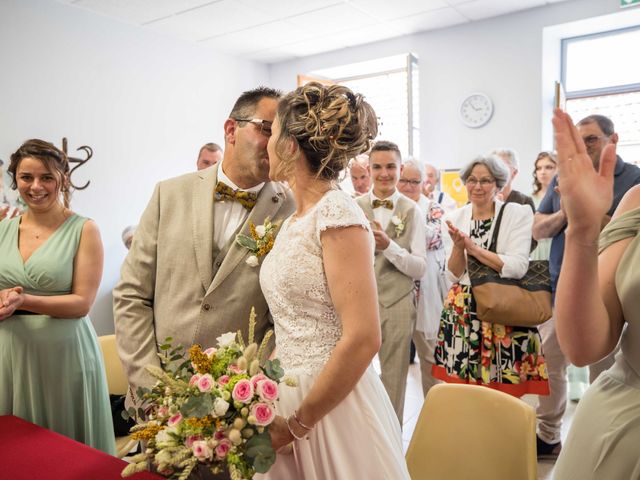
[566,90,640,163]
[565,28,640,92]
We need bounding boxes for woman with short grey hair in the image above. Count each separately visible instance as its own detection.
[432,155,549,397]
[459,154,510,190]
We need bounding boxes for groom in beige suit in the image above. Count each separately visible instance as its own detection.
[357,140,427,424]
[113,87,295,408]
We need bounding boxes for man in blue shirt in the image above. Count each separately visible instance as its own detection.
[533,114,640,458]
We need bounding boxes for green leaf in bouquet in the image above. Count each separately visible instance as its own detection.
[180,394,214,418]
[159,343,171,351]
[236,234,258,251]
[264,359,284,380]
[245,432,276,473]
[123,407,136,421]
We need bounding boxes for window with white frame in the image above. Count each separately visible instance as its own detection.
[307,54,419,160]
[562,26,640,163]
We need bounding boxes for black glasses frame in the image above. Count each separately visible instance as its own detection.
[233,118,273,136]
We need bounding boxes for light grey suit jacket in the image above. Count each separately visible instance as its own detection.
[113,164,295,405]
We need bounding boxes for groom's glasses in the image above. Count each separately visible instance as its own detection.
[233,118,273,137]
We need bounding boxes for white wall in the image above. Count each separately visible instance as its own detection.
[0,0,269,334]
[269,0,625,194]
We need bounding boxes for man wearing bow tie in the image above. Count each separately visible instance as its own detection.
[113,87,295,410]
[356,140,427,423]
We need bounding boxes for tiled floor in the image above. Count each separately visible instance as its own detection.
[399,363,577,480]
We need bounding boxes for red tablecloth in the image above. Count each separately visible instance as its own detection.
[0,415,161,480]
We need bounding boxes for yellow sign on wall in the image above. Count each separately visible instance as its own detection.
[441,169,468,207]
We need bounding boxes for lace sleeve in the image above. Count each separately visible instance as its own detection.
[316,190,370,240]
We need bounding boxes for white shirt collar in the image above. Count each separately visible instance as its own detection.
[218,160,265,194]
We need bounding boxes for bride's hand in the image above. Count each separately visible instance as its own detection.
[553,108,617,235]
[269,415,294,453]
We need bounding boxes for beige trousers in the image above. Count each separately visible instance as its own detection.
[536,313,569,445]
[379,294,416,424]
[412,330,441,399]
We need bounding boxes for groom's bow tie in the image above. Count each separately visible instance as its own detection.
[372,199,393,209]
[214,181,258,210]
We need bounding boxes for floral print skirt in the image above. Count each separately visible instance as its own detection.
[432,283,549,396]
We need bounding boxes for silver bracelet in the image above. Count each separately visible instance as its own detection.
[286,415,307,440]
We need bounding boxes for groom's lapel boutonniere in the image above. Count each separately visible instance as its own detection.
[235,217,281,267]
[390,214,406,238]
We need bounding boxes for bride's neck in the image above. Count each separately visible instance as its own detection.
[290,171,333,216]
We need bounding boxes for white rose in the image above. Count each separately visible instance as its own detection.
[391,215,401,225]
[212,397,230,417]
[254,225,266,238]
[216,332,237,348]
[192,440,213,461]
[155,427,177,446]
[245,255,259,267]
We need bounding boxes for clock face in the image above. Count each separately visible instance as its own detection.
[460,93,493,128]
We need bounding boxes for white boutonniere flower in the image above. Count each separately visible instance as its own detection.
[216,332,237,348]
[390,214,406,237]
[235,217,281,267]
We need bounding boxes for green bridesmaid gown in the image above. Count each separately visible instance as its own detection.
[0,214,115,455]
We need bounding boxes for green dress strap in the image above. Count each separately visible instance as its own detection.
[599,207,640,253]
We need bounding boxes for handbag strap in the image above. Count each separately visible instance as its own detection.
[487,204,506,253]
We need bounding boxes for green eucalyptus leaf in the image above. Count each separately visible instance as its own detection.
[236,234,257,250]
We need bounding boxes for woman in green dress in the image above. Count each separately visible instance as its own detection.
[0,139,115,454]
[552,109,640,479]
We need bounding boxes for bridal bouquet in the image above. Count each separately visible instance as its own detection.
[122,308,289,480]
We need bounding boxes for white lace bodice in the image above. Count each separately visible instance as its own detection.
[260,189,373,375]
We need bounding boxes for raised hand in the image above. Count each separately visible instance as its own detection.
[553,108,616,235]
[370,220,391,250]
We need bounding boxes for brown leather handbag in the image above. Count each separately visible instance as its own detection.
[467,206,552,327]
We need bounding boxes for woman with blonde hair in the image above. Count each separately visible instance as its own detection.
[255,83,410,478]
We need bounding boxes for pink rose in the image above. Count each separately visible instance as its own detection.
[250,373,267,390]
[167,412,183,427]
[203,347,217,358]
[192,440,213,461]
[197,374,214,392]
[214,430,226,441]
[189,374,201,386]
[256,379,278,402]
[251,402,275,426]
[157,406,169,418]
[185,434,203,448]
[215,439,231,459]
[229,364,245,375]
[217,375,230,386]
[232,379,254,403]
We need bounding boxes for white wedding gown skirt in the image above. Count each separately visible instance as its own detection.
[257,190,410,480]
[256,366,409,480]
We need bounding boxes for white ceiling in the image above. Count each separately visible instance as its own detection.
[57,0,571,64]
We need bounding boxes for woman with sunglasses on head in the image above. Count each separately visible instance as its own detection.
[432,155,549,397]
[254,82,410,479]
[0,139,115,454]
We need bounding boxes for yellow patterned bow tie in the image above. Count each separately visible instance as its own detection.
[214,181,258,210]
[372,199,394,209]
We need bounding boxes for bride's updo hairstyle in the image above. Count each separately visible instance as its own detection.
[274,82,377,182]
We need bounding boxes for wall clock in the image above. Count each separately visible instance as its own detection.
[459,92,493,128]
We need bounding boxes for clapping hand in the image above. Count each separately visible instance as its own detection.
[0,204,19,222]
[446,220,475,253]
[553,108,617,235]
[370,220,391,250]
[0,286,24,321]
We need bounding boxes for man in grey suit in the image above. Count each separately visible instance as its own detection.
[113,86,295,409]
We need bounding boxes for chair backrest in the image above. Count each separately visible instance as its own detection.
[98,334,129,396]
[405,383,537,480]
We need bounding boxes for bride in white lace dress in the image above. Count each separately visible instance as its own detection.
[255,83,410,479]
